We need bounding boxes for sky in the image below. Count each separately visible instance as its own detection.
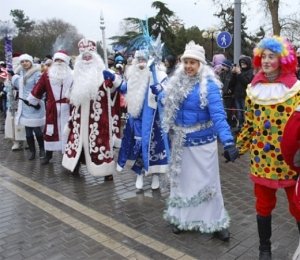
[1,0,298,48]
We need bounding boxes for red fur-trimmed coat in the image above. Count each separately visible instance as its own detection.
[29,71,72,152]
[281,106,300,173]
[62,84,117,176]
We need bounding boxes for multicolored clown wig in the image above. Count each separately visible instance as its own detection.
[253,36,297,74]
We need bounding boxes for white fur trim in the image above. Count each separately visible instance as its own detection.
[19,54,33,64]
[88,161,116,176]
[145,165,168,175]
[44,141,64,152]
[63,123,71,136]
[11,74,20,87]
[27,93,40,106]
[53,52,70,64]
[181,41,206,64]
[113,135,122,148]
[19,117,45,127]
[62,157,76,172]
[111,74,122,92]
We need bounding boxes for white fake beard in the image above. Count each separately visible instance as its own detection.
[48,62,72,87]
[126,62,150,118]
[70,52,105,106]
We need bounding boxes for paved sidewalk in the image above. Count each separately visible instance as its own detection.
[0,118,298,259]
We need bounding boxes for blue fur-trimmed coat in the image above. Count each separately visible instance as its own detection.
[174,81,234,147]
[160,64,234,148]
[117,78,168,175]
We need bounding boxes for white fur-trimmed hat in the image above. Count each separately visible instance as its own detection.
[78,38,97,53]
[53,50,70,64]
[19,54,33,64]
[181,41,206,64]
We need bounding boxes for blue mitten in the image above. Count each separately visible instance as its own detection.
[150,83,162,95]
[103,70,115,81]
[118,81,127,94]
[224,144,239,162]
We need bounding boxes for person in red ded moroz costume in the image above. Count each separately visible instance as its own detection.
[62,38,122,180]
[28,50,73,165]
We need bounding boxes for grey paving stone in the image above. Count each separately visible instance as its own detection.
[0,115,299,259]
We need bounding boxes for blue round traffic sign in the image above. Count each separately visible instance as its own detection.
[216,32,232,49]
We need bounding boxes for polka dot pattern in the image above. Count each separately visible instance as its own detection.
[237,93,300,182]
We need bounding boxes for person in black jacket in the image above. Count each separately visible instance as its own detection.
[218,59,237,128]
[229,56,254,129]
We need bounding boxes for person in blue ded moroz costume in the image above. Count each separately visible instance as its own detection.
[151,41,239,240]
[116,50,169,190]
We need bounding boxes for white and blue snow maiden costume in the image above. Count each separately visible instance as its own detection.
[116,65,169,175]
[12,64,45,127]
[159,63,234,233]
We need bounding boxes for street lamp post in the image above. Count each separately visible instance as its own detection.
[210,36,214,61]
[100,12,108,69]
[202,28,218,62]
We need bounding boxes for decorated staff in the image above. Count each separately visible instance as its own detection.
[0,21,18,71]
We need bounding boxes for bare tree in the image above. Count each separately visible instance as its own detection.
[265,0,281,35]
[212,0,300,37]
[31,19,83,57]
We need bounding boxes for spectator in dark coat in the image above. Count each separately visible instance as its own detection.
[164,55,177,78]
[218,60,236,128]
[229,56,254,128]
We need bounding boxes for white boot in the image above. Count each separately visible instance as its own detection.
[151,175,160,190]
[135,174,144,190]
[11,141,21,151]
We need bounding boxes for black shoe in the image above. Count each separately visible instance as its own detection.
[39,149,46,158]
[213,228,230,242]
[104,175,114,181]
[259,251,272,260]
[26,137,35,160]
[41,156,50,165]
[28,151,35,161]
[72,163,80,175]
[41,151,53,165]
[171,225,182,234]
